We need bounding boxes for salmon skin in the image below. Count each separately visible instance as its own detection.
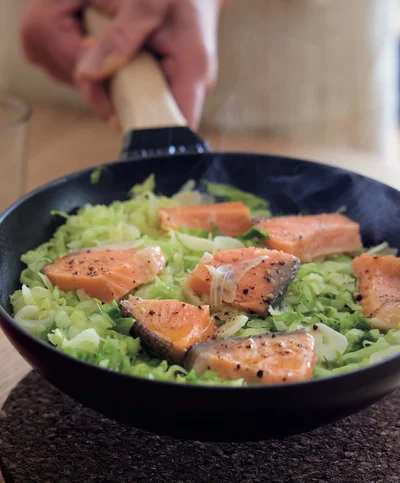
[255,213,362,262]
[119,296,217,364]
[189,247,300,315]
[185,330,316,384]
[43,246,166,304]
[158,202,252,237]
[352,254,400,331]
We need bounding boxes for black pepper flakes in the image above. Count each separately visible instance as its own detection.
[236,364,241,370]
[73,271,79,275]
[149,310,155,316]
[245,344,252,349]
[243,289,249,295]
[356,294,363,302]
[182,303,186,307]
[257,370,263,378]
[312,324,318,331]
[198,306,203,310]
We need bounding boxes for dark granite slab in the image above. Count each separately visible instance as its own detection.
[0,371,399,483]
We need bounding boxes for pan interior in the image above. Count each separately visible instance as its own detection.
[1,152,399,314]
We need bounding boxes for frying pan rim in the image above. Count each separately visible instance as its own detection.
[1,151,400,392]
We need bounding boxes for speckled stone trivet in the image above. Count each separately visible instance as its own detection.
[0,372,399,483]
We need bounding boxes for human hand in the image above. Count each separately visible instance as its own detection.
[21,0,224,129]
[21,0,86,84]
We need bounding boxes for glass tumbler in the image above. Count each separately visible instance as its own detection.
[0,94,31,212]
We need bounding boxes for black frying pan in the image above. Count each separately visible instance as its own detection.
[0,10,400,442]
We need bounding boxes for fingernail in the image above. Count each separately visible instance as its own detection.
[76,50,127,80]
[76,48,102,78]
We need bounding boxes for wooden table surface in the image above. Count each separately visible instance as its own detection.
[0,104,399,480]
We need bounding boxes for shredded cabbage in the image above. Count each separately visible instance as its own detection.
[204,181,271,217]
[10,175,400,385]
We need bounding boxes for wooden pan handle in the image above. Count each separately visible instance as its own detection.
[84,8,187,134]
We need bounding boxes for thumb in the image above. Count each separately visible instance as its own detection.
[75,3,168,81]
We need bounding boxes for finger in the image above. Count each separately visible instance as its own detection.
[21,0,86,84]
[148,0,219,128]
[76,79,116,124]
[22,16,84,84]
[76,37,120,128]
[161,57,206,129]
[76,0,172,81]
[49,16,86,82]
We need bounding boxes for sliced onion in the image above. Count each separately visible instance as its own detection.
[365,242,389,255]
[176,232,214,252]
[216,315,249,339]
[173,191,202,206]
[308,323,348,361]
[370,346,400,364]
[213,236,245,252]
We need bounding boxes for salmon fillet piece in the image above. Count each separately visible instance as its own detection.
[158,202,252,237]
[352,254,400,331]
[120,296,216,364]
[185,330,316,384]
[189,247,299,315]
[43,246,166,304]
[255,213,362,262]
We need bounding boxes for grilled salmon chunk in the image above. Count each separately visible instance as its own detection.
[255,213,362,262]
[158,202,252,237]
[120,296,216,364]
[189,247,300,315]
[352,254,400,331]
[185,330,317,384]
[43,246,166,303]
